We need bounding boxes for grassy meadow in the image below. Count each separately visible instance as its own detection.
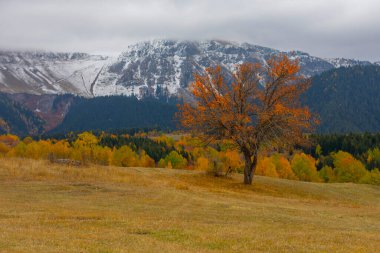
[0,157,379,252]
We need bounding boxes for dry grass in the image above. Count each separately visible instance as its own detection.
[0,157,379,252]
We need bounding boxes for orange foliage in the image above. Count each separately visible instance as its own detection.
[332,151,367,183]
[256,157,279,178]
[139,150,155,167]
[178,54,316,184]
[0,134,19,147]
[196,156,210,171]
[0,142,10,155]
[270,153,298,180]
[221,149,243,171]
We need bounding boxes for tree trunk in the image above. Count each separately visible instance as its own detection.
[243,152,257,185]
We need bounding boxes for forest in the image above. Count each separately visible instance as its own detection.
[1,131,379,185]
[304,65,380,133]
[50,95,178,134]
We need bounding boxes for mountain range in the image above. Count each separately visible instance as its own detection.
[0,40,375,99]
[0,40,379,135]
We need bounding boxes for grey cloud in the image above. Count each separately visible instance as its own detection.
[0,0,379,61]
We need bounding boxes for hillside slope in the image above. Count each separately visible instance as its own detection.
[0,93,45,135]
[50,96,178,133]
[7,93,75,132]
[306,65,380,133]
[0,158,379,252]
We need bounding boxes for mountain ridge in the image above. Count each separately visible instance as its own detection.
[0,40,375,98]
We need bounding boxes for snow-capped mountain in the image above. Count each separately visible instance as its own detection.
[0,40,374,98]
[0,51,110,96]
[93,40,340,98]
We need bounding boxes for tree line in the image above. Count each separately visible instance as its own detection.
[303,132,380,171]
[0,131,379,185]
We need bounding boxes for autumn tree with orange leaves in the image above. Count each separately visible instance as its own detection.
[177,54,317,184]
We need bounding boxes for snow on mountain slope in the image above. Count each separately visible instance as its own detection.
[0,40,375,98]
[324,57,372,68]
[0,51,111,96]
[92,40,353,97]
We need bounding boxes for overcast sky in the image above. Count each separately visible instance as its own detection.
[0,0,379,61]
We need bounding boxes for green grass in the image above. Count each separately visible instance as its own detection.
[0,157,379,252]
